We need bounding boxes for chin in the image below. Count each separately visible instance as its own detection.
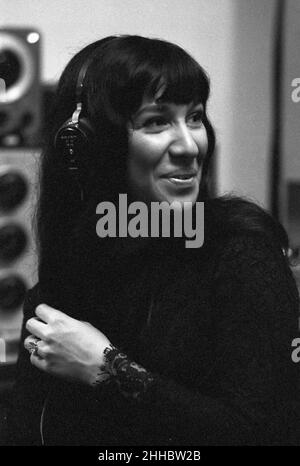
[152,178,200,206]
[160,189,200,206]
[168,196,198,206]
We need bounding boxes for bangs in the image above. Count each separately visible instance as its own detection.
[146,52,210,106]
[126,38,210,113]
[86,36,211,124]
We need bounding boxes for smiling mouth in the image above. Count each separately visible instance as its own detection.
[164,175,197,186]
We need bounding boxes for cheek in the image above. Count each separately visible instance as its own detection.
[127,133,164,176]
[129,132,163,158]
[196,128,209,155]
[127,135,152,197]
[127,133,167,201]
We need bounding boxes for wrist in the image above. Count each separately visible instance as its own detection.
[102,345,156,401]
[90,343,115,387]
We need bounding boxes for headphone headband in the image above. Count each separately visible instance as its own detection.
[75,54,95,103]
[55,37,120,202]
[75,36,120,103]
[54,54,97,202]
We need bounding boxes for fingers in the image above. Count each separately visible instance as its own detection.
[24,304,81,379]
[26,317,47,340]
[24,303,72,375]
[26,303,66,339]
[35,303,60,323]
[24,335,49,375]
[30,350,47,371]
[24,335,40,354]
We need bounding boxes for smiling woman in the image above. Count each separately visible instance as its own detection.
[4,35,300,446]
[127,100,207,205]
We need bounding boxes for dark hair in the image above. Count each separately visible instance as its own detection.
[35,35,289,308]
[46,35,215,200]
[204,195,289,253]
[36,35,215,304]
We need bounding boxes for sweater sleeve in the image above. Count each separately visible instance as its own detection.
[6,285,51,445]
[103,235,300,445]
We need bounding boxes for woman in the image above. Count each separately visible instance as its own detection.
[6,35,300,445]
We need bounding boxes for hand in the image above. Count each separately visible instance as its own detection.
[24,304,112,386]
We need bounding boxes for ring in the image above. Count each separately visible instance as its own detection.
[25,337,41,356]
[29,343,39,356]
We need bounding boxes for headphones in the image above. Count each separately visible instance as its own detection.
[54,54,96,200]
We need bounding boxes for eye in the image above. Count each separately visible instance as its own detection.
[187,111,203,128]
[143,116,170,132]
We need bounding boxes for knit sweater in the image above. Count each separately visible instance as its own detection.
[7,231,300,445]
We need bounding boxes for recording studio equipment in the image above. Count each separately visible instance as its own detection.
[0,28,41,147]
[0,150,38,365]
[0,26,41,367]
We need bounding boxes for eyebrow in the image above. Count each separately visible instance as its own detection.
[134,103,170,117]
[134,102,204,118]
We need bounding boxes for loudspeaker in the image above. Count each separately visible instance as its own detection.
[0,28,41,147]
[0,148,38,365]
[0,84,57,368]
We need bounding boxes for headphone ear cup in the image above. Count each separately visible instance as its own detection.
[77,116,95,143]
[54,117,95,174]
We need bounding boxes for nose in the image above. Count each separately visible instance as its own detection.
[168,123,199,158]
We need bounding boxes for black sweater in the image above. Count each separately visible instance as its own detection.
[6,231,300,445]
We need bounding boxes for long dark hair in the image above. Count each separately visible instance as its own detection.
[36,35,215,305]
[35,35,289,309]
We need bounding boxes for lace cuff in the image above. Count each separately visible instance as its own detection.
[102,345,156,401]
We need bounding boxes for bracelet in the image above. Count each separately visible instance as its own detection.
[91,344,115,387]
[102,345,156,401]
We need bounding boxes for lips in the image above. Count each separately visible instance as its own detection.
[161,170,198,187]
[162,170,198,179]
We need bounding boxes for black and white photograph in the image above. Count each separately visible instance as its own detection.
[0,0,300,459]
